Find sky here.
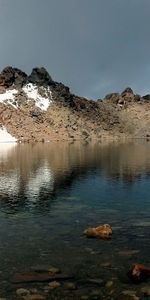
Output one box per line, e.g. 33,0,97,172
0,0,150,99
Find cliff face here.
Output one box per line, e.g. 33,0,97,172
0,66,150,142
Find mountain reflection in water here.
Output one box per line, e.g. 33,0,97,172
0,141,150,213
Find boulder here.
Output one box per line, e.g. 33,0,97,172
83,224,112,240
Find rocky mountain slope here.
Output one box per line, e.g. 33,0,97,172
0,66,150,142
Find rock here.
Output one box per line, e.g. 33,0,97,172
31,266,60,274
105,280,113,288
100,262,112,268
90,289,101,297
105,93,120,100
118,250,140,257
12,271,73,283
24,295,45,300
16,288,30,296
28,67,53,86
143,94,150,100
141,286,150,296
122,290,137,296
30,289,38,294
86,278,104,286
48,281,61,289
117,291,140,300
134,94,141,102
128,264,150,283
0,66,27,88
121,87,134,95
83,224,112,240
48,267,60,274
64,282,76,290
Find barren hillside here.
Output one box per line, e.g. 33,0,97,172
0,67,150,142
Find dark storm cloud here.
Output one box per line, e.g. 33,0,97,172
0,0,150,99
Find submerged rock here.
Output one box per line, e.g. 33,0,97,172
64,282,76,290
128,264,150,283
16,288,30,296
48,281,61,289
12,271,73,283
141,286,150,296
83,224,112,240
24,295,45,300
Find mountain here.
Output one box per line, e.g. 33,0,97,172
0,66,150,142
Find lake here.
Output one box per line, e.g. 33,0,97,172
0,140,150,299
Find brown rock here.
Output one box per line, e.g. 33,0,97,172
83,224,112,240
128,264,150,283
12,271,73,283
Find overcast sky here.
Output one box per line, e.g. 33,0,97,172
0,0,150,99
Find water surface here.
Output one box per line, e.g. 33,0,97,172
0,141,150,299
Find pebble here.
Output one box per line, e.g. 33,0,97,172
64,282,76,290
48,267,60,274
100,262,112,268
105,280,114,288
16,288,30,296
48,281,61,289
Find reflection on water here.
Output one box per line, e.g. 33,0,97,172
0,141,150,298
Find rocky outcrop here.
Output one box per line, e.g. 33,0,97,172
0,66,27,88
27,67,53,86
104,87,143,106
0,66,150,142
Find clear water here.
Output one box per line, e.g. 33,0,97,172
0,141,150,299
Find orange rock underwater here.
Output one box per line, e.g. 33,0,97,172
83,224,112,240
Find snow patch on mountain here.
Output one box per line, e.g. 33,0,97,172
22,83,52,111
0,127,17,143
0,89,18,109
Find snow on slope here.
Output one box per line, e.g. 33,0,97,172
0,127,17,143
22,83,52,111
0,89,18,108
0,83,52,111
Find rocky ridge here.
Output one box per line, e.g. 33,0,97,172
0,66,150,142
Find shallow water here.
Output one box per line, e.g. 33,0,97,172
0,140,150,299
